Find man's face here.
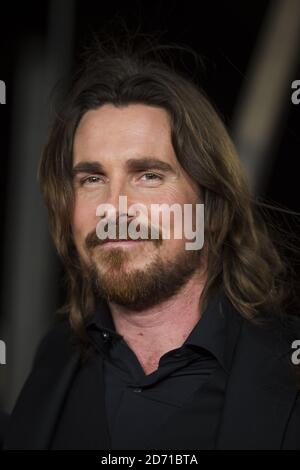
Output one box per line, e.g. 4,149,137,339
72,104,203,309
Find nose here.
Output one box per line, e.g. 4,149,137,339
99,176,136,220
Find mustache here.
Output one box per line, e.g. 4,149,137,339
85,220,163,250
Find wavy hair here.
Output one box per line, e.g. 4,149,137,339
38,32,299,346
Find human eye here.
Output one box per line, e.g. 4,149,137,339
80,175,104,186
140,172,163,181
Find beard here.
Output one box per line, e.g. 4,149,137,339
83,238,203,311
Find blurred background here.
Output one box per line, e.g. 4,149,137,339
0,0,299,413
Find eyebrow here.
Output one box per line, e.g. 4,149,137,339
72,157,178,177
72,161,105,177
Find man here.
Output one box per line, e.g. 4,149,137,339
3,37,300,450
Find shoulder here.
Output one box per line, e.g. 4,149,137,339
32,315,78,369
241,312,300,356
236,311,300,392
2,317,81,450
0,411,10,450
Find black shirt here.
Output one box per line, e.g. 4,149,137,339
50,290,242,450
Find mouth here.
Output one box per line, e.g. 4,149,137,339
101,239,147,248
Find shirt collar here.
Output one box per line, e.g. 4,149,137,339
183,288,242,372
87,296,118,334
86,287,242,373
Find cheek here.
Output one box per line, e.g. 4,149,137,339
72,198,97,244
159,237,186,261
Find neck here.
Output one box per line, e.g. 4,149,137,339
108,269,206,375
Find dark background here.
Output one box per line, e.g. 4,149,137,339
0,0,299,411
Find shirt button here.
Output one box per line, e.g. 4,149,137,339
133,387,143,393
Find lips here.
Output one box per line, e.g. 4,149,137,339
101,239,146,247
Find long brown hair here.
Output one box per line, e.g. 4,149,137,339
38,31,299,345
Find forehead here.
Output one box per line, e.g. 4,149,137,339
73,103,179,167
